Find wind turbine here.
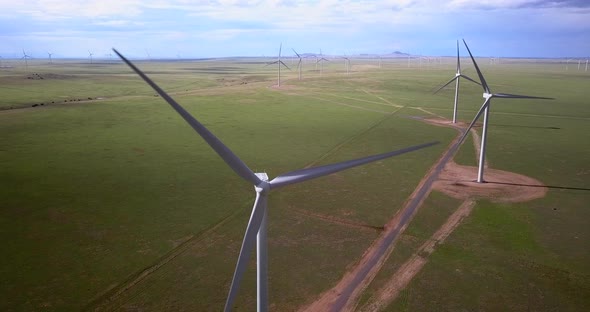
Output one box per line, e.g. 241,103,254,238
577,59,581,71
460,39,553,183
113,48,438,312
316,49,328,77
566,59,573,71
266,43,290,87
433,40,481,123
47,52,53,64
88,50,94,64
341,54,350,75
292,49,303,80
586,59,588,72
21,49,31,71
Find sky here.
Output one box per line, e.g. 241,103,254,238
0,0,589,59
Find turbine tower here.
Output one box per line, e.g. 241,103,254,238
113,48,439,312
88,50,94,64
433,40,481,123
292,48,303,80
47,52,53,64
266,43,290,87
461,39,553,183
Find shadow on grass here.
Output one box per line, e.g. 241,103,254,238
491,124,561,130
487,181,590,192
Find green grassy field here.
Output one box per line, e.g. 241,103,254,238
1,56,588,311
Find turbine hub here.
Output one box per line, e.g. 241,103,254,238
483,92,493,99
255,172,270,194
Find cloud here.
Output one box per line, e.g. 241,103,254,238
0,0,588,57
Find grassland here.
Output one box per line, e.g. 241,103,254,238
1,56,588,311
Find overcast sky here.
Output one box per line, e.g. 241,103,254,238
1,0,589,59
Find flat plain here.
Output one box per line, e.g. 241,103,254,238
1,56,588,311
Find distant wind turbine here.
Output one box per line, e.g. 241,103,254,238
88,50,94,64
316,49,328,76
21,49,31,71
460,39,553,183
566,59,573,71
341,54,350,75
266,43,291,87
113,48,439,312
47,52,53,64
292,48,303,80
433,40,481,123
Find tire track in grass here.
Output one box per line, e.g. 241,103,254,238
358,199,475,312
297,94,393,114
360,89,403,108
315,91,403,108
85,207,246,311
300,130,464,312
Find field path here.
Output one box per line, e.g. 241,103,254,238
300,123,465,312
358,199,475,312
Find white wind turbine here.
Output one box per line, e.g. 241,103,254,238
266,43,290,87
316,49,328,76
433,40,481,123
21,49,31,71
88,50,94,64
47,52,53,64
113,48,438,312
292,48,303,80
565,58,573,71
341,53,351,75
460,39,553,183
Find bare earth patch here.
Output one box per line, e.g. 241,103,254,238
434,161,547,203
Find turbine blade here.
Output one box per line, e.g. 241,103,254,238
224,192,267,312
292,48,300,58
456,40,460,73
459,74,481,85
279,61,291,71
462,39,490,93
269,141,439,189
457,98,490,145
279,43,282,58
113,49,262,186
433,76,459,94
493,93,554,100
265,61,279,66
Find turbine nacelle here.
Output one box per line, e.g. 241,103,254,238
483,92,493,99
255,173,270,194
